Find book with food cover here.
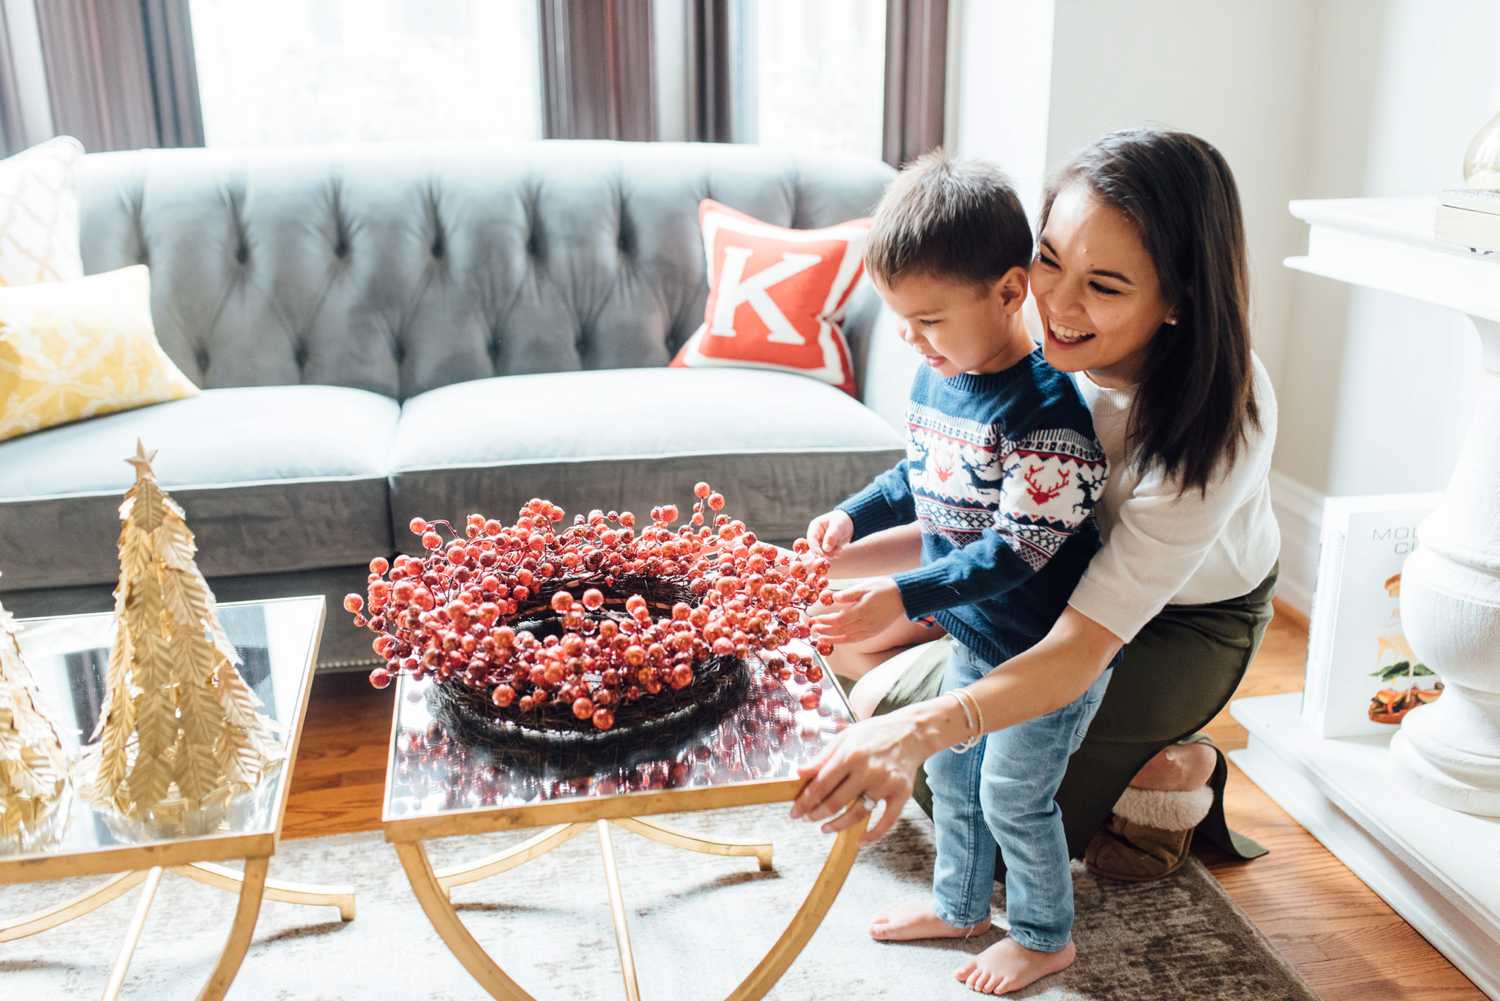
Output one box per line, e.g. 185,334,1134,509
1302,492,1445,738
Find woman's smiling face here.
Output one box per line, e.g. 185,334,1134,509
1029,183,1177,388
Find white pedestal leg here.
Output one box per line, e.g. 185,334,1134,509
1392,316,1500,815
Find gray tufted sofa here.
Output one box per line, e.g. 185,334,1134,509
0,141,915,670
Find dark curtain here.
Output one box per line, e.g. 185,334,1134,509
0,0,50,155
883,0,947,167
0,10,25,155
33,0,203,151
140,0,203,146
684,0,731,142
539,0,655,141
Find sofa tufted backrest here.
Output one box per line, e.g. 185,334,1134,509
76,141,897,402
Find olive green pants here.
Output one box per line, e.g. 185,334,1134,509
870,565,1278,862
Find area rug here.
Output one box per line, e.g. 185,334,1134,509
1,801,1317,1000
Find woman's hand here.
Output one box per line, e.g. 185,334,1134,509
790,708,932,844
806,509,855,558
809,577,905,644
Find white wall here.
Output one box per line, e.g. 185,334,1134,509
1275,0,1500,498
949,0,1056,221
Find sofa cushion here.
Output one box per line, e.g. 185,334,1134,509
670,199,870,396
0,136,84,285
0,265,199,443
390,368,905,547
0,386,398,590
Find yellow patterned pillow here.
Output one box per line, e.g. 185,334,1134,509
0,136,85,286
0,265,199,442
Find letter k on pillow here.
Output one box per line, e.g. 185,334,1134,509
671,199,869,396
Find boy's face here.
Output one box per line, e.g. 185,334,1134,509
872,270,1021,379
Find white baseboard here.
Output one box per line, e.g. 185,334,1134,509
1232,694,1500,999
1269,470,1323,619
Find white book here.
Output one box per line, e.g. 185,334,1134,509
1440,187,1500,214
1301,492,1445,738
1436,203,1500,253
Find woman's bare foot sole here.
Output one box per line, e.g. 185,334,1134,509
955,938,1076,995
869,901,991,942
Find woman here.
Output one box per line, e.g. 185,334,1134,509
796,128,1280,901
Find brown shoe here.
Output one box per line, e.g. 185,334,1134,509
1085,785,1213,883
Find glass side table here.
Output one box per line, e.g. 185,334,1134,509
0,596,355,1001
383,645,863,1001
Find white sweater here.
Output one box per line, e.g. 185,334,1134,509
1066,352,1281,644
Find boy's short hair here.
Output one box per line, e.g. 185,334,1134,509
865,149,1033,287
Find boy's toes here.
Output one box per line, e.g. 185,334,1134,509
955,960,976,984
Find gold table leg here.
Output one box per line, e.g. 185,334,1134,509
0,871,148,943
177,861,356,921
393,840,538,1001
597,822,642,1001
102,866,163,1001
726,821,865,1001
6,854,353,999
435,822,590,897
611,816,775,871
194,856,268,1001
403,813,863,1001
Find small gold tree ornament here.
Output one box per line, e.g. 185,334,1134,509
0,580,71,847
85,441,282,834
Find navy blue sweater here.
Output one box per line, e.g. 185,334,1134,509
839,350,1109,666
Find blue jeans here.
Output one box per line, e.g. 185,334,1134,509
923,641,1113,952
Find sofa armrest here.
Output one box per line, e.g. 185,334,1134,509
843,280,916,434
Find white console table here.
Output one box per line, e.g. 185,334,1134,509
1232,195,1500,998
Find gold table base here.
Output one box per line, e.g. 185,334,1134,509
1,860,356,1001
394,815,864,1001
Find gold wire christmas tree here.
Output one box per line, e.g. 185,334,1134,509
0,580,70,843
86,441,281,827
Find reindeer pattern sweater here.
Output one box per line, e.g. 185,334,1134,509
838,349,1110,666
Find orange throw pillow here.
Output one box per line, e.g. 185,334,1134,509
672,199,869,396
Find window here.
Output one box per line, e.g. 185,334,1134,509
740,0,887,160
188,0,542,147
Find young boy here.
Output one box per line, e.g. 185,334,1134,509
807,151,1115,995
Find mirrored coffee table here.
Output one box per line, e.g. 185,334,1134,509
383,647,864,1001
0,596,355,1001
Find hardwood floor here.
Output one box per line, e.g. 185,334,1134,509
282,603,1484,999
283,671,393,839
1200,604,1483,1000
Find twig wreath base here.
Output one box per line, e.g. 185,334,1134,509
429,577,752,749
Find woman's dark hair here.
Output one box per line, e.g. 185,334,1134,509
1040,128,1260,495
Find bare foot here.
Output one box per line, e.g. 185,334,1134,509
954,937,1076,995
869,901,991,941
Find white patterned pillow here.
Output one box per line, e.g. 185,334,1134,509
0,136,85,287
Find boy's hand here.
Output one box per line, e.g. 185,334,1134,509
806,509,855,558
810,577,905,645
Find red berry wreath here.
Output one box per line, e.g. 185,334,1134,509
346,483,834,735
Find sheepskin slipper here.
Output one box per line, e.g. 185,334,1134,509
1084,784,1214,883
